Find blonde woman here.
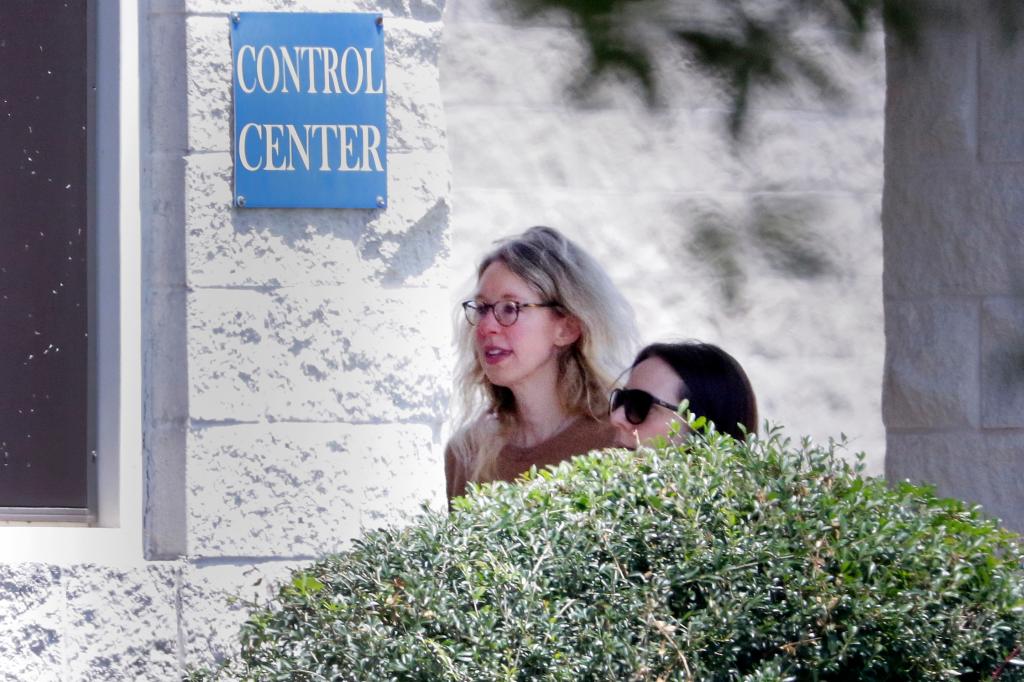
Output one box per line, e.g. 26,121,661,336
445,226,638,504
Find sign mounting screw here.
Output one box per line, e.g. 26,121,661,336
376,196,385,208
376,15,383,27
231,13,241,25
236,195,246,208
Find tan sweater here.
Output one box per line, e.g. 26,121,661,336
445,416,617,504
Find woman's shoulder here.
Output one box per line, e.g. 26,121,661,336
446,413,501,460
562,414,617,451
449,412,499,443
446,413,505,502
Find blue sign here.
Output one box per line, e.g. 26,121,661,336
231,13,387,208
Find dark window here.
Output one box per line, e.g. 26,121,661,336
0,1,90,510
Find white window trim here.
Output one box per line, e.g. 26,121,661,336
0,0,143,564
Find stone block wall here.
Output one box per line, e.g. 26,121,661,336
0,0,451,678
441,0,888,471
169,0,451,669
884,3,1024,532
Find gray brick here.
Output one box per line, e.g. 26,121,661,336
883,299,980,429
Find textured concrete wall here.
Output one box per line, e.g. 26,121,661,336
174,0,451,671
0,0,450,678
884,3,1024,532
441,1,887,471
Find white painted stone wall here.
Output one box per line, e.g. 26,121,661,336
884,2,1024,532
441,1,887,472
1,0,450,678
24,0,1024,677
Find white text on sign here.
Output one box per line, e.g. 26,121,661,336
235,44,384,174
238,123,383,172
236,45,384,94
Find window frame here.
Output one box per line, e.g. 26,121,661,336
0,0,142,560
0,0,95,524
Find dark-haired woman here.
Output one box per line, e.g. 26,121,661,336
609,341,757,448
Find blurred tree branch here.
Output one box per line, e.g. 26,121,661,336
503,0,1021,137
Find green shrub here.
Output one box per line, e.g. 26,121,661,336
189,424,1024,681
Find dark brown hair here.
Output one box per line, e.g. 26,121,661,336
633,341,758,439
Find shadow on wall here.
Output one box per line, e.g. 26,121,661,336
984,271,1024,410
220,196,450,288
684,194,835,309
377,200,451,287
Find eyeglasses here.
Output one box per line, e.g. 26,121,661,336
609,388,680,425
462,300,557,327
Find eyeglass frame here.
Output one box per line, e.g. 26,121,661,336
461,299,559,327
609,387,680,425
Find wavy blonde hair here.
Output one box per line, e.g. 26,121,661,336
449,226,638,482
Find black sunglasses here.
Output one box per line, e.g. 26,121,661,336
609,388,680,426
